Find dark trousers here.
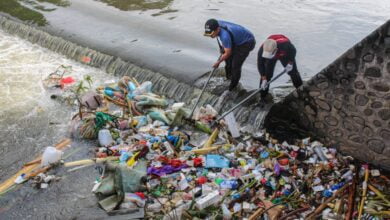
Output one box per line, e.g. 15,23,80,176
260,57,303,98
225,40,255,91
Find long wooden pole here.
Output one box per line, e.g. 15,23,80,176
306,183,349,219
357,165,369,219
0,139,70,194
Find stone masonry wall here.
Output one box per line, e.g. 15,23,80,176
264,20,390,169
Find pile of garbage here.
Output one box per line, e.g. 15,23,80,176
3,70,389,220
66,76,390,219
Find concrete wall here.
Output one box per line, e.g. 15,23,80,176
264,20,390,169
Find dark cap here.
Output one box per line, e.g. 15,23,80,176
204,19,219,35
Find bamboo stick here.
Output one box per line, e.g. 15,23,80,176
345,167,359,220
203,128,219,148
64,157,119,167
248,207,265,220
358,165,369,219
0,139,71,194
23,139,71,166
368,184,390,206
306,183,349,219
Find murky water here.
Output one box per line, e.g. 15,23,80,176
0,29,120,218
2,0,387,90
0,28,116,181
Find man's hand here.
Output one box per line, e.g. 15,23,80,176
213,61,221,68
221,90,231,98
260,79,268,90
285,63,293,73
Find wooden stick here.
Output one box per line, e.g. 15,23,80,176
23,139,71,167
64,157,119,167
345,170,358,220
0,139,71,194
25,166,51,179
306,183,349,220
23,158,42,167
280,207,310,220
368,184,390,206
192,146,221,155
358,165,369,219
248,207,265,220
203,128,219,148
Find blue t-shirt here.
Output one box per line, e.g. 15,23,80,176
218,20,255,49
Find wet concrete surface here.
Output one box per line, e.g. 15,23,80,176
2,0,389,90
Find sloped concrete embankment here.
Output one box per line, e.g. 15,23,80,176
265,20,390,169
0,16,268,129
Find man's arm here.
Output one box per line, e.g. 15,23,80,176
213,31,233,68
213,48,232,68
257,46,266,79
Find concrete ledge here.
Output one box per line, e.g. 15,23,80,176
265,19,390,169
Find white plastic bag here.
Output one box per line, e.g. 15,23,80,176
41,146,63,167
98,129,114,147
133,81,153,96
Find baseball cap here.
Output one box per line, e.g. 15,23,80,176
204,19,219,36
262,39,277,59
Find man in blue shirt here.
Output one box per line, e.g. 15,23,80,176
204,19,256,91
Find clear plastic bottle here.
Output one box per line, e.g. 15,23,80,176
98,129,114,147
221,204,232,220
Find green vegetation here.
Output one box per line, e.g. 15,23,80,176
0,0,47,26
36,0,70,7
0,0,70,26
96,0,174,11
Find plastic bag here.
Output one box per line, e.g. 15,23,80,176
135,95,168,108
41,146,63,167
147,108,171,125
81,91,102,110
98,129,114,147
205,154,230,168
134,116,148,128
115,160,147,194
133,81,152,96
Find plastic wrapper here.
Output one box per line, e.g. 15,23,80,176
135,95,168,108
147,108,171,125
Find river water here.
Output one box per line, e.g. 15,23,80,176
0,29,119,218
2,0,386,90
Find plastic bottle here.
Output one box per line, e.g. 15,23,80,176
220,180,239,189
104,88,124,99
341,170,353,180
128,81,136,92
313,146,328,162
98,129,114,147
119,152,131,163
104,88,114,97
221,204,232,220
41,146,63,166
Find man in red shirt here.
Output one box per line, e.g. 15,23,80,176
257,35,303,101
